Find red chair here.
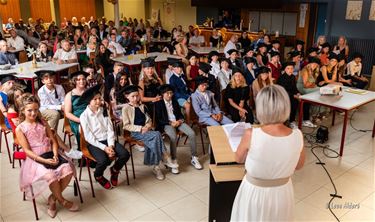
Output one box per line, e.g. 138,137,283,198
13,151,83,220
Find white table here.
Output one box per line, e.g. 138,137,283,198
0,61,79,94
112,52,182,74
298,87,375,156
189,46,225,56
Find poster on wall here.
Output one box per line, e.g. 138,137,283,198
345,0,363,20
369,1,375,20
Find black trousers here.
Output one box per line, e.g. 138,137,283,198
290,96,310,122
88,140,130,178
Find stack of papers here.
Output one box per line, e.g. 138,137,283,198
222,122,252,152
345,88,368,95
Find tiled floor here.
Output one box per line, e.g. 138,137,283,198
0,102,374,221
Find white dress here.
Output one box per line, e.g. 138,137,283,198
231,127,303,222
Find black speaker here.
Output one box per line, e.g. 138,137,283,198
316,126,329,143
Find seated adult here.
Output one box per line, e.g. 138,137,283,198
188,29,205,47
252,67,273,101
238,32,251,49
317,53,340,87
209,29,222,47
0,40,17,65
224,35,238,58
345,52,368,89
102,38,117,57
191,76,233,126
52,39,78,64
225,70,254,123
256,43,269,67
174,35,189,64
95,43,114,76
64,71,89,150
37,42,53,62
319,42,330,66
36,70,65,130
6,29,25,51
154,84,201,172
109,33,126,55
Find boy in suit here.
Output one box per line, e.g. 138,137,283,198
169,60,192,123
191,76,233,126
155,84,201,172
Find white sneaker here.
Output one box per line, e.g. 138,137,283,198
153,166,165,180
134,144,145,152
164,156,179,168
302,120,317,128
170,160,179,174
289,121,298,129
191,156,203,170
65,149,83,159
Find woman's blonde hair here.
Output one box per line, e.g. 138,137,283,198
229,72,247,88
255,85,290,125
18,94,44,125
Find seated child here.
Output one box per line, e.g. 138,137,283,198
155,84,202,172
121,85,177,180
36,70,65,130
79,84,130,189
16,94,78,218
191,76,233,126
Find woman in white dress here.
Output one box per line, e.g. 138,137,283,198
231,85,305,221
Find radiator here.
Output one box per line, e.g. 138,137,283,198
326,36,375,76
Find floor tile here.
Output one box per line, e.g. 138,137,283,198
161,195,208,221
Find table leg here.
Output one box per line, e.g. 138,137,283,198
331,109,336,126
31,78,35,95
339,111,349,156
372,119,375,138
298,100,304,129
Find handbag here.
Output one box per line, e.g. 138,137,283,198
39,151,68,169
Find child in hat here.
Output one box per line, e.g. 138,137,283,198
154,84,202,171
80,84,130,189
121,85,177,180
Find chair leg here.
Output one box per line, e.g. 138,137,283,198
12,153,15,169
199,127,205,155
68,136,72,150
124,163,130,185
30,186,39,220
79,158,83,181
0,130,2,153
129,144,136,179
86,158,95,198
176,134,181,146
63,133,66,143
4,132,12,163
74,177,83,203
183,136,188,145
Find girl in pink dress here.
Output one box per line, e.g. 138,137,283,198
16,94,79,218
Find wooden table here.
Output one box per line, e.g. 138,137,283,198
112,52,181,78
298,87,375,156
0,61,79,94
207,126,245,222
189,46,225,56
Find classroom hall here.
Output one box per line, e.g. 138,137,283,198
0,0,374,221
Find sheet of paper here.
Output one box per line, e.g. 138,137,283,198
222,122,252,153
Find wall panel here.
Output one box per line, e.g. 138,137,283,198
29,0,52,21
0,0,21,22
58,0,95,21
